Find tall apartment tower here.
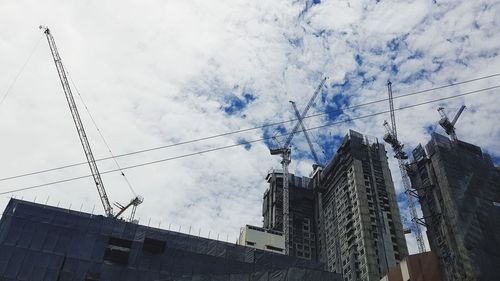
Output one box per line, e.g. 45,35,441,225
409,133,500,281
262,170,318,260
313,130,408,281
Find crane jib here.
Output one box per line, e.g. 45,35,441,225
40,26,114,217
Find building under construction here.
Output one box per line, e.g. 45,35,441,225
262,170,318,260
261,130,409,281
0,199,341,281
408,132,500,281
312,130,408,281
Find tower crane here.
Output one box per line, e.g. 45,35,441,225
382,81,426,253
290,101,322,166
40,26,143,220
270,77,327,255
437,105,466,142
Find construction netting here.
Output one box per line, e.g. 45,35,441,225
0,199,340,281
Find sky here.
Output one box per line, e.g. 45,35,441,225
0,0,499,254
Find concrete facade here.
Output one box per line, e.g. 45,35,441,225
408,133,500,281
237,224,284,254
313,130,408,281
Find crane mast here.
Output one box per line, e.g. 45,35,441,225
270,77,327,255
382,81,426,253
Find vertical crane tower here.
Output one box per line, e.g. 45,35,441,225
40,26,142,219
382,81,426,253
270,77,327,255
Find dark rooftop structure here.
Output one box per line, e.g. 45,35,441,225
0,199,341,281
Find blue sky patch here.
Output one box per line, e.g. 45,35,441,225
407,50,424,60
237,138,252,150
478,49,498,59
370,47,384,56
432,57,444,73
491,154,500,165
401,69,431,84
288,38,303,48
361,74,376,87
331,79,352,93
355,54,363,66
223,92,256,115
425,125,436,134
397,192,407,204
313,29,331,38
263,124,288,149
455,58,469,67
391,64,399,75
387,37,403,52
386,34,409,61
317,134,343,164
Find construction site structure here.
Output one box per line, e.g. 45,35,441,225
269,77,327,255
0,198,341,280
313,130,409,280
262,169,317,260
437,105,466,142
40,26,142,220
290,100,322,166
382,81,426,253
408,133,500,281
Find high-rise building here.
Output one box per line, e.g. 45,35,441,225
262,170,318,260
408,132,500,281
312,130,408,281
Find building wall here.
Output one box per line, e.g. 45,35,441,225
237,224,284,254
409,133,500,281
315,130,408,281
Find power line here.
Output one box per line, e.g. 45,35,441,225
0,84,498,196
1,73,499,182
67,70,138,197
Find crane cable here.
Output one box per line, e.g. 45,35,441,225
1,72,500,183
0,84,498,195
65,70,138,197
